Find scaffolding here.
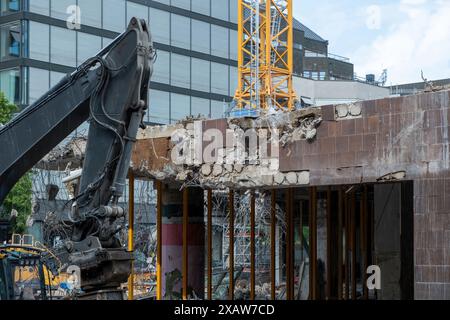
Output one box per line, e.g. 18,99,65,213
219,190,286,299
222,191,285,269
234,0,298,114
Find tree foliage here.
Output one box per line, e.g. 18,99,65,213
0,91,17,124
0,92,33,234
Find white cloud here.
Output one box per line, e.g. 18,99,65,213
353,0,450,84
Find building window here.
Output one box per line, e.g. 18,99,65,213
0,22,21,61
229,29,237,60
211,25,229,59
191,58,210,92
102,37,113,49
78,0,102,28
229,66,238,96
305,50,326,58
0,0,19,15
0,67,20,105
126,1,149,24
28,21,49,62
29,0,49,15
191,0,210,16
150,8,170,45
211,62,228,95
229,0,237,23
303,71,311,78
170,93,190,123
50,26,76,67
311,71,319,80
191,97,210,118
191,19,210,54
319,71,326,81
211,0,228,21
50,71,66,87
171,14,190,50
211,100,225,120
50,0,73,21
170,53,190,88
152,50,170,84
103,0,126,33
148,89,170,124
77,32,101,65
171,0,190,11
28,67,49,104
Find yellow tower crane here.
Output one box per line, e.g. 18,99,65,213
233,0,299,115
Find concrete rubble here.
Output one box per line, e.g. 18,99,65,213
36,136,87,170
131,108,323,189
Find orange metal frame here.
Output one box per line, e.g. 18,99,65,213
235,0,297,111
127,172,135,300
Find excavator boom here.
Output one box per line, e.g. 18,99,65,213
0,18,153,299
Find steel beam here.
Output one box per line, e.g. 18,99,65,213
271,189,276,300
297,199,305,300
207,189,213,300
362,186,369,300
286,188,294,300
156,180,162,300
250,191,256,300
182,188,189,300
344,190,350,300
229,190,235,300
127,172,135,300
351,190,356,300
337,187,343,300
326,187,332,299
309,187,317,300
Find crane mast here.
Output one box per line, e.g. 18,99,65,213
234,0,298,114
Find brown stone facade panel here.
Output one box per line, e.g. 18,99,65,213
131,138,171,175
321,105,335,121
280,91,450,183
414,177,450,299
278,90,450,299
202,119,227,149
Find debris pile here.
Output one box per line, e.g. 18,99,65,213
132,107,322,189
38,136,87,170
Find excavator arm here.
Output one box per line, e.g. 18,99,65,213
0,18,153,299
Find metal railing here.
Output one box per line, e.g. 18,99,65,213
304,50,351,63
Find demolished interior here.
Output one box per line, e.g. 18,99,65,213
34,88,450,300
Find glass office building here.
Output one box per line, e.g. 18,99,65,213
0,0,240,124
0,0,346,125
0,0,242,205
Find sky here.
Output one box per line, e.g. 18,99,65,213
293,0,450,85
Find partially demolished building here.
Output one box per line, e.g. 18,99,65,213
127,88,450,300
30,88,450,300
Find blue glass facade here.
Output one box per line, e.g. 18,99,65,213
0,0,241,123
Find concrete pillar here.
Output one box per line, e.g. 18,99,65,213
275,223,281,286
161,185,205,299
316,198,327,299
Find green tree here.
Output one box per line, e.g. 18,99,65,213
0,92,33,234
0,91,17,123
